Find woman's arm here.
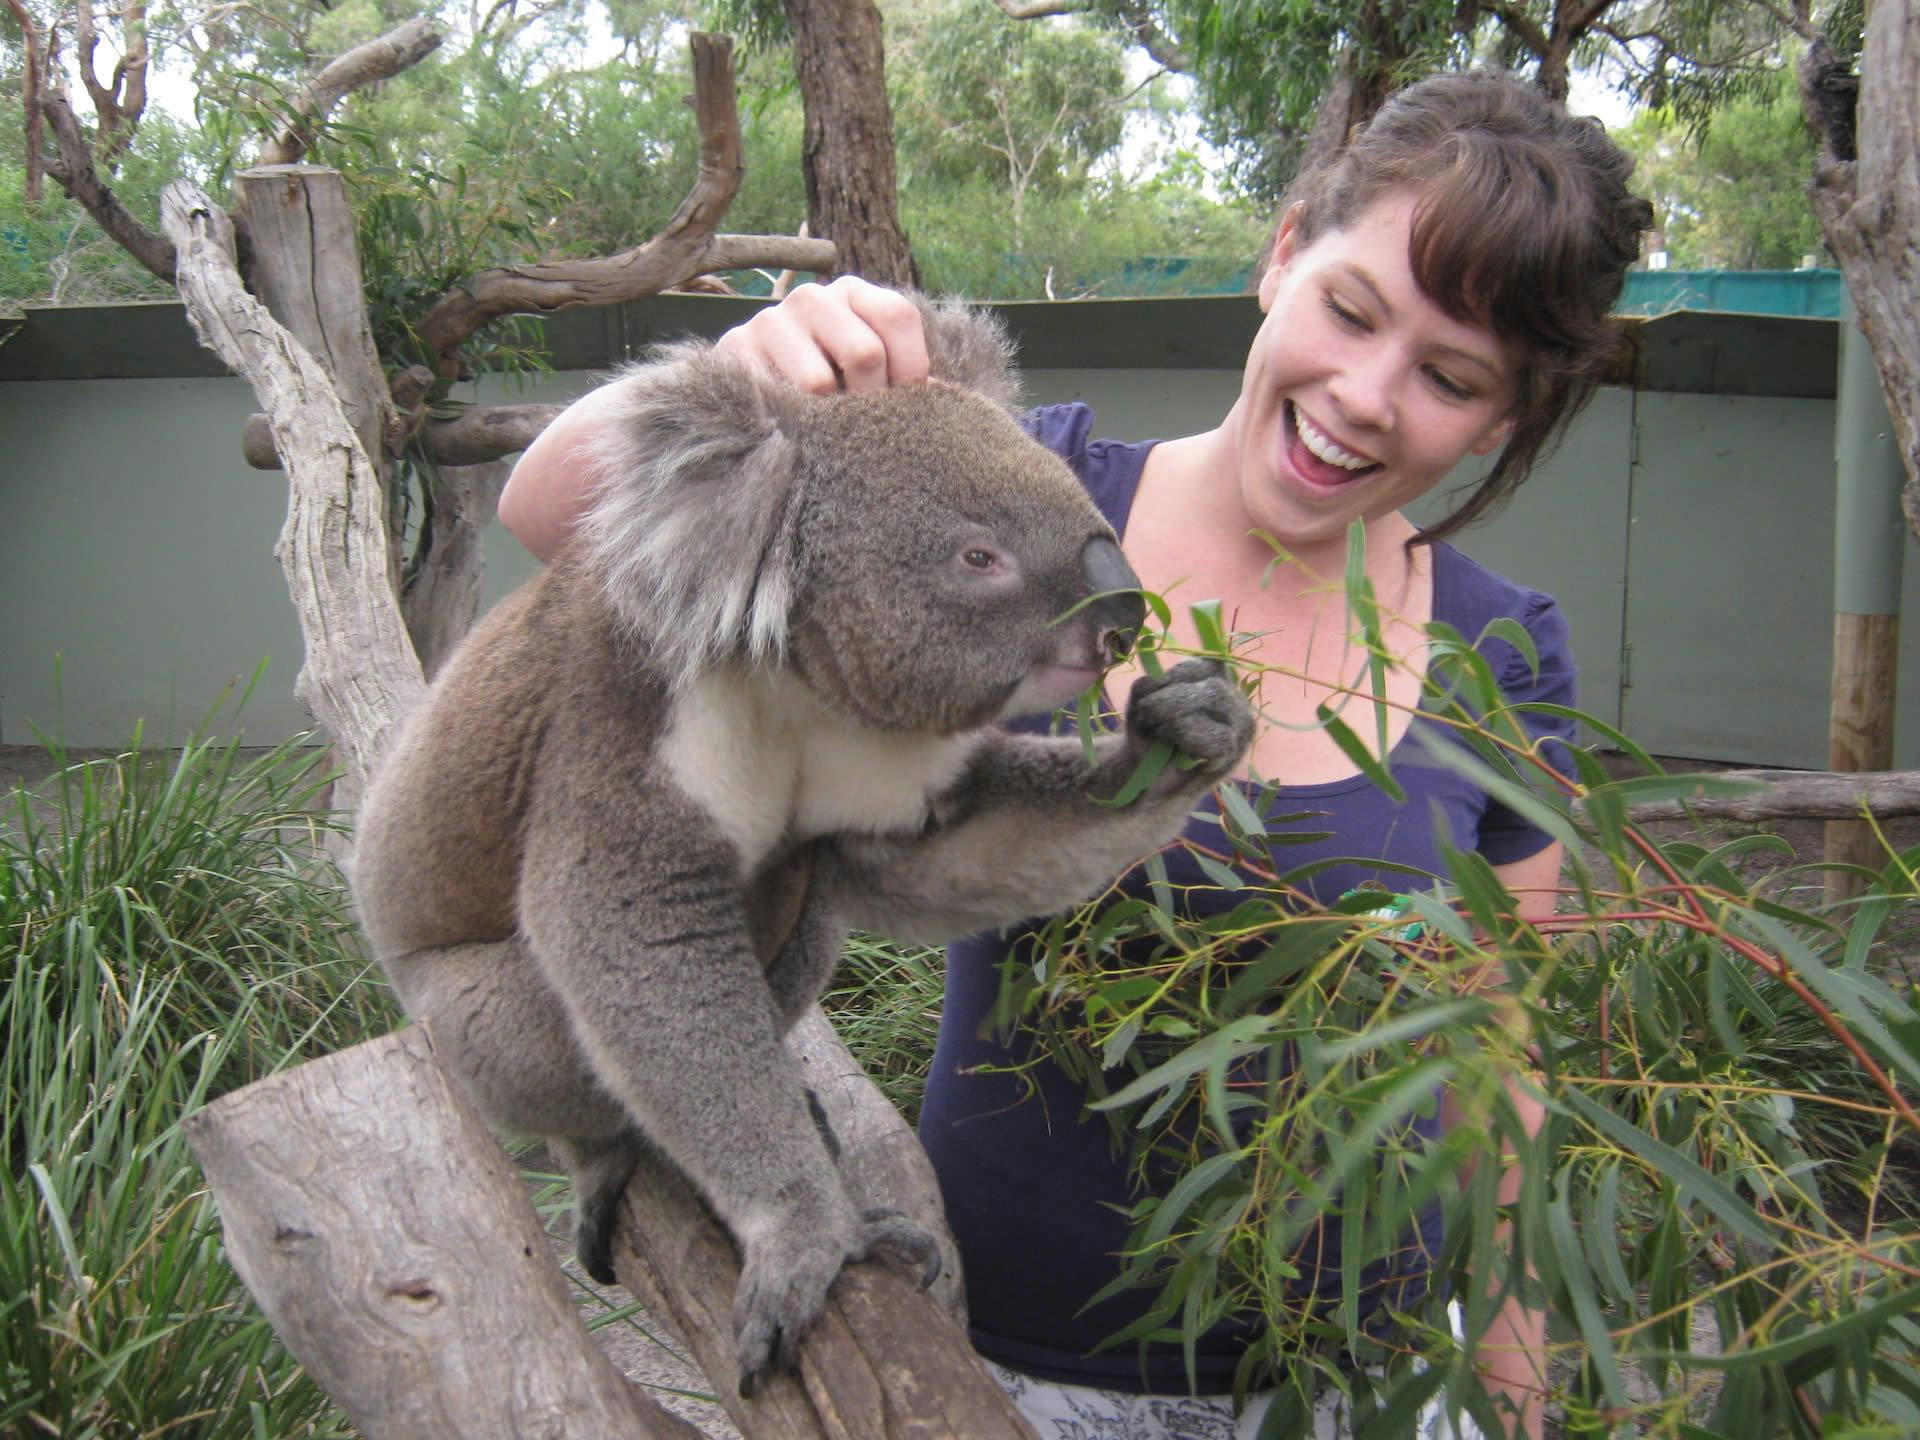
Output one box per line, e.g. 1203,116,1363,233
1443,839,1561,1440
497,277,931,561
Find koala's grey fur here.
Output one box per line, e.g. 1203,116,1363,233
352,297,1255,1389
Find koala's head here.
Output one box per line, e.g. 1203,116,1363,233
580,297,1145,733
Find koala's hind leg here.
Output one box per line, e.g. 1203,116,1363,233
382,937,644,1282
381,937,630,1140
550,1130,645,1284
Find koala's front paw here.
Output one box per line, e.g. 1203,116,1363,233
1124,658,1255,785
733,1203,943,1394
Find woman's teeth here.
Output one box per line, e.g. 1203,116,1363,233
1293,406,1376,472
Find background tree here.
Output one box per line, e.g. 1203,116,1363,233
1614,68,1825,270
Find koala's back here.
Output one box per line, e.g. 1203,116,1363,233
355,564,666,957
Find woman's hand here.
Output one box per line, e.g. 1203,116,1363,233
499,277,929,561
713,275,931,393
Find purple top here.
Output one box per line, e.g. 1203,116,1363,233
917,403,1578,1394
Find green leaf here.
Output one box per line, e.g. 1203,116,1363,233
1550,1181,1629,1408
1315,705,1407,804
1216,779,1269,839
1088,1013,1280,1112
1666,1281,1920,1371
1479,616,1540,682
1190,598,1230,656
1096,739,1174,808
1561,1087,1774,1248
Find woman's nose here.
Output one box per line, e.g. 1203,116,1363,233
1326,351,1397,433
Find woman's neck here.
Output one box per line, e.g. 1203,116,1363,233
1141,429,1421,616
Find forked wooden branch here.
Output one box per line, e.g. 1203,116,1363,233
187,1021,1034,1439
415,32,834,373
158,177,424,801
184,1027,701,1439
256,18,444,167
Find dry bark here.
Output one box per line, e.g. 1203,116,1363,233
39,84,176,282
256,18,444,168
401,458,513,680
1619,767,1920,824
784,0,919,286
233,167,399,488
185,1026,702,1439
158,178,423,806
1797,6,1920,544
241,401,569,470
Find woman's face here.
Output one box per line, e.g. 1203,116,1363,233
1228,189,1518,548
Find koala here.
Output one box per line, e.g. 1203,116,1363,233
352,298,1255,1390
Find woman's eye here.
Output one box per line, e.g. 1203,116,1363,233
1427,368,1476,402
1322,295,1367,330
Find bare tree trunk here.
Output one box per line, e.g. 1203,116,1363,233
1798,7,1920,544
158,179,424,812
1617,767,1920,824
186,1026,701,1439
401,459,512,681
784,0,919,286
188,1024,1036,1440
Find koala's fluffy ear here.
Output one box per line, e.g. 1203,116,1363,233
914,295,1022,412
578,343,806,691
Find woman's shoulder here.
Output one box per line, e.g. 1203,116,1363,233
1021,402,1156,535
1429,541,1575,695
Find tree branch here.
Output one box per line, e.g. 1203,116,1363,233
244,402,568,470
415,33,807,374
255,18,445,168
159,177,423,797
6,0,46,202
186,1026,702,1438
1618,768,1920,824
40,83,176,282
1486,1,1550,60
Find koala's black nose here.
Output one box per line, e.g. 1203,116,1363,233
1080,535,1147,662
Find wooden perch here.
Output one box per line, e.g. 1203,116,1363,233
159,176,424,803
415,33,834,374
1619,767,1920,823
188,1022,1036,1439
243,401,568,469
185,1026,701,1439
257,18,445,168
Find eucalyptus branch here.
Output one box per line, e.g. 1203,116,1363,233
1484,0,1551,59
255,17,445,168
74,0,148,160
38,82,176,281
6,0,46,202
412,34,837,374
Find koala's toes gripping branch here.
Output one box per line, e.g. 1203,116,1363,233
605,1015,1040,1439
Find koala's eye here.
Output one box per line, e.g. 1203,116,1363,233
962,547,1001,571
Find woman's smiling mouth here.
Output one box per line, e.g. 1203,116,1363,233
1285,402,1383,487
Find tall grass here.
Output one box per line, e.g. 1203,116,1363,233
2,733,395,1438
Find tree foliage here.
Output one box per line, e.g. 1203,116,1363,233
1615,68,1825,271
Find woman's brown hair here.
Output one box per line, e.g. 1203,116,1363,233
1269,71,1655,545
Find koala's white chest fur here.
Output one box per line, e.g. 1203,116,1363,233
657,668,976,873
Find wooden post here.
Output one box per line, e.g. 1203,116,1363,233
1825,288,1907,904
231,165,396,473
186,1027,701,1439
187,1024,1039,1440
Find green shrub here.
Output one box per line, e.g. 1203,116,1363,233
2,733,394,1438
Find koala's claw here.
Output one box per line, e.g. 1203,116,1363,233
1125,658,1255,782
732,1207,945,1394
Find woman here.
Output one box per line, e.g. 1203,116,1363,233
502,70,1652,1439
